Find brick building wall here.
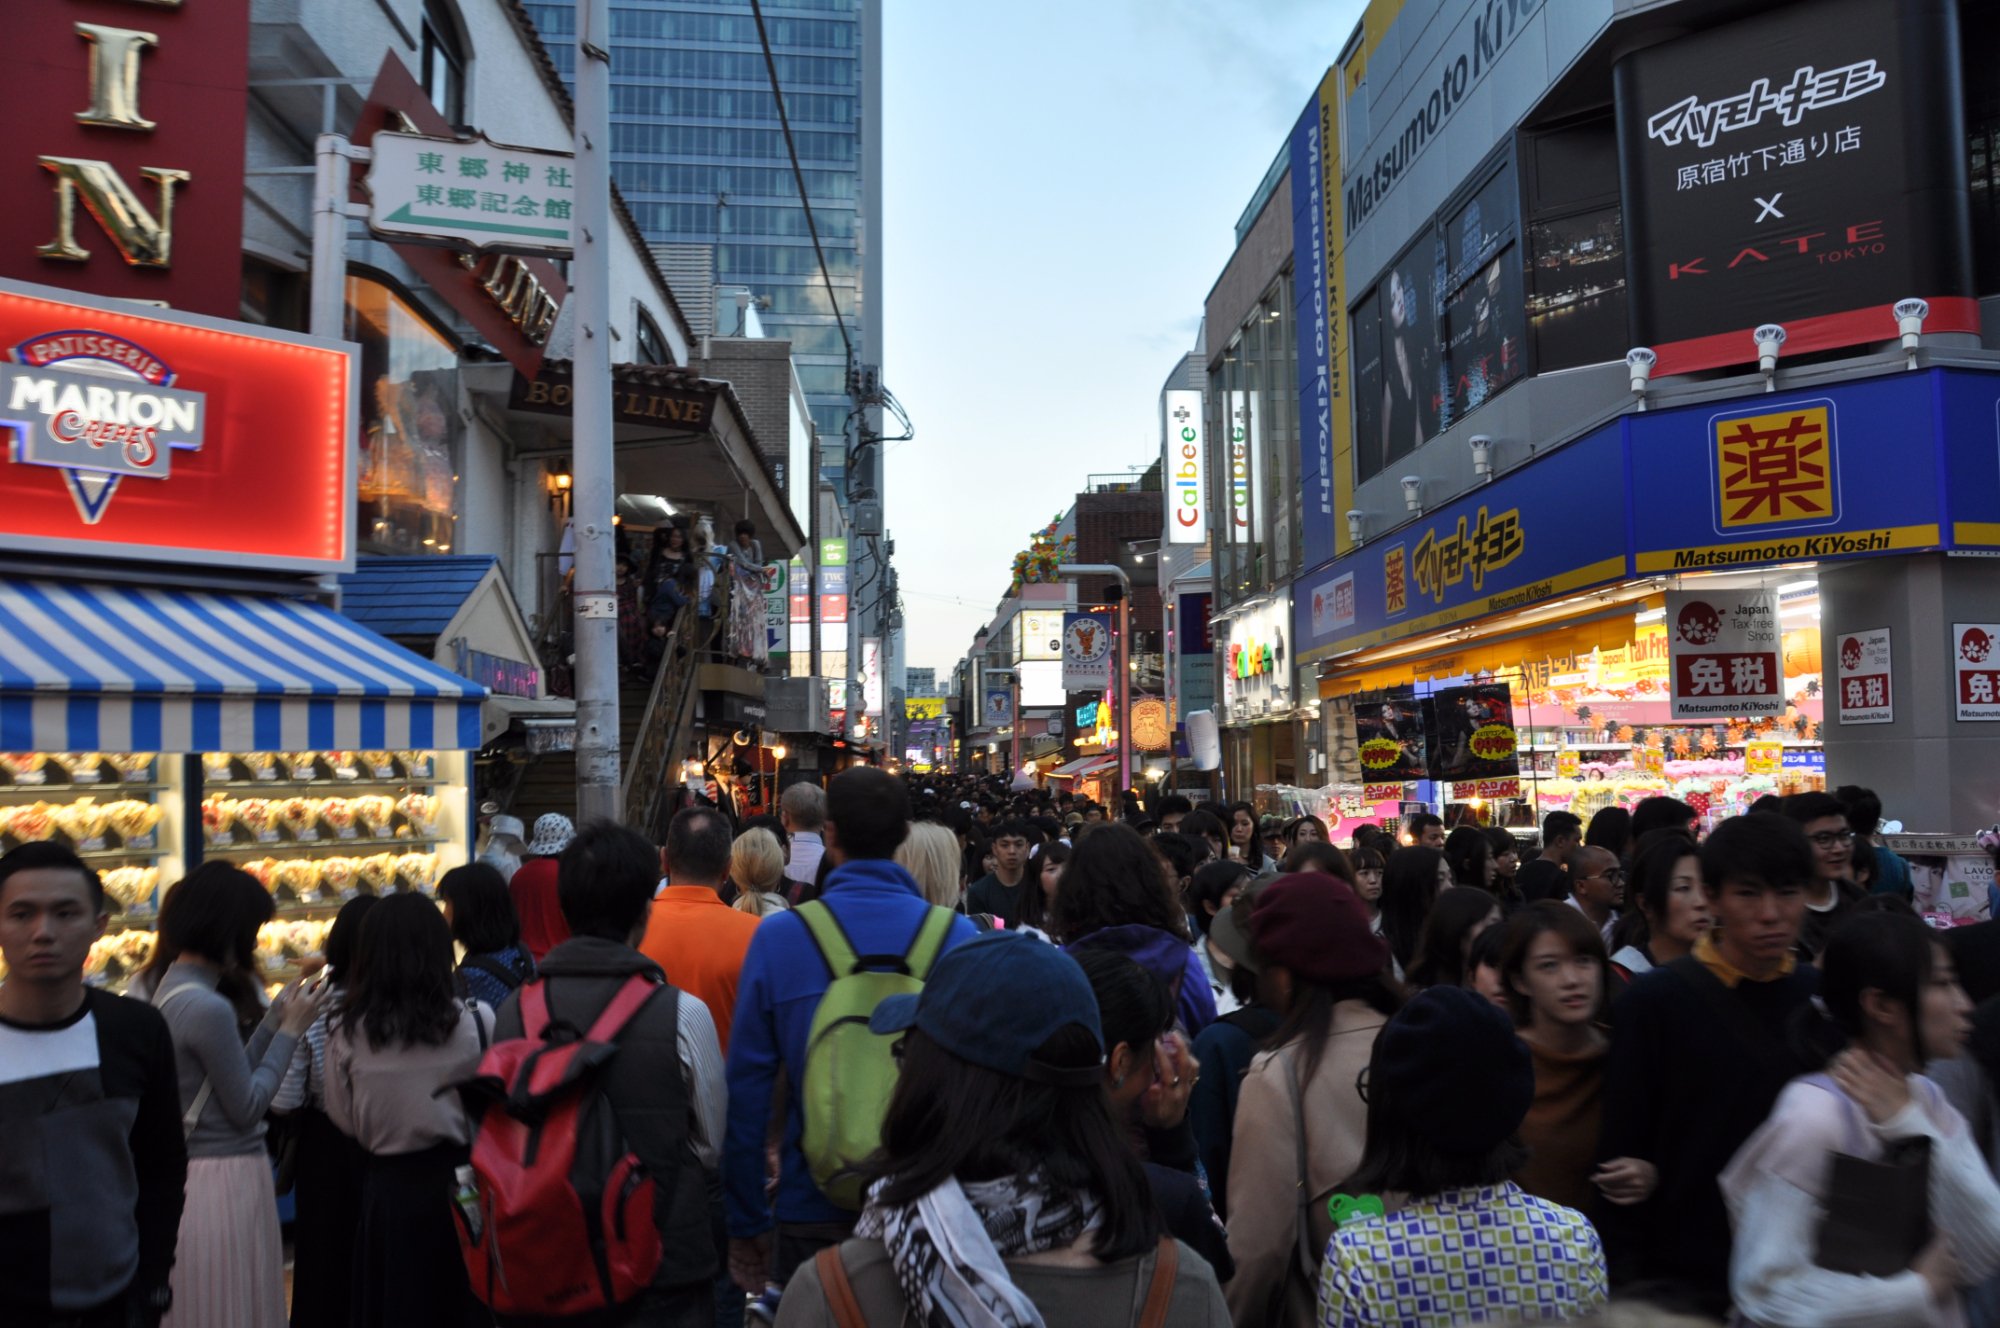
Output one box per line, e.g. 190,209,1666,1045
1072,490,1162,645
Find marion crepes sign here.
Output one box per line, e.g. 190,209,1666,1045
0,280,357,573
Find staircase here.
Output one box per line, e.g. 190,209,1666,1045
508,608,704,834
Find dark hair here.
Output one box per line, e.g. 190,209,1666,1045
1019,840,1069,933
871,1027,1162,1261
1283,816,1329,848
1483,827,1518,865
1156,795,1194,818
142,861,273,986
1407,887,1499,989
827,767,910,860
1352,824,1392,853
1498,901,1607,1025
1350,845,1387,876
1279,841,1356,881
1051,822,1188,944
666,806,733,884
1836,785,1884,839
1540,810,1583,846
1466,922,1506,981
1342,1026,1529,1200
1406,811,1445,839
1782,790,1848,826
1224,802,1271,870
1585,806,1632,856
0,840,102,912
323,893,381,982
1179,809,1226,849
1631,796,1697,840
1700,812,1815,894
558,820,660,941
990,818,1035,846
1152,832,1203,888
436,862,522,953
1380,846,1446,973
1187,860,1252,938
1810,911,1949,1067
1748,793,1786,816
1442,825,1492,890
1610,829,1699,958
1072,948,1172,1062
340,892,465,1051
734,519,756,537
1270,972,1403,1087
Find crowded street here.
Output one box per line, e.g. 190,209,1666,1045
6,0,2000,1325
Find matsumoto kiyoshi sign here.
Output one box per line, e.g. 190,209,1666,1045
1613,0,1976,374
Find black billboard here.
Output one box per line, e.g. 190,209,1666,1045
1422,682,1521,783
1614,0,1974,375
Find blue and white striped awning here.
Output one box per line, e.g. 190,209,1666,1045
0,578,488,753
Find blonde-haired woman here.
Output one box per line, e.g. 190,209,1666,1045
731,826,791,917
896,821,964,910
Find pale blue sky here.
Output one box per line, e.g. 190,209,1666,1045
882,0,1367,682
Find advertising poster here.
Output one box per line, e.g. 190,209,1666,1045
1164,390,1206,544
1834,627,1893,724
1614,0,1975,374
1667,588,1784,719
1062,612,1113,691
1176,591,1215,717
1354,688,1427,785
983,688,1013,728
1889,835,1996,925
1422,682,1521,783
1954,624,2000,722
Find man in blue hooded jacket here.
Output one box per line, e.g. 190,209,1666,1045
722,767,977,1297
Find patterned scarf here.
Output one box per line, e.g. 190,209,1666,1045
854,1172,1101,1328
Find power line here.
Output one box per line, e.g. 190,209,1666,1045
747,0,854,368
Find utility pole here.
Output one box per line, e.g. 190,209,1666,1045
571,0,620,823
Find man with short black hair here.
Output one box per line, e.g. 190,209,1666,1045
966,817,1035,925
1518,811,1583,902
1598,812,1819,1316
0,842,185,1328
496,822,727,1328
1406,810,1447,849
1155,794,1194,834
1835,782,1912,900
1780,790,1865,960
724,768,978,1295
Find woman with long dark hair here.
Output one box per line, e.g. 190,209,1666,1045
1052,822,1214,1035
274,894,379,1328
1017,838,1068,940
1443,825,1495,893
1406,886,1501,990
436,860,534,1007
145,863,326,1328
1379,846,1450,982
775,932,1229,1324
1722,913,2000,1325
1319,987,1607,1325
1225,802,1272,873
1223,873,1399,1325
1607,829,1712,984
326,893,490,1328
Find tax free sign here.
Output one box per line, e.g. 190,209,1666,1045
365,132,577,258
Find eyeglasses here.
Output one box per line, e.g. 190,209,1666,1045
1580,868,1626,883
1809,829,1856,848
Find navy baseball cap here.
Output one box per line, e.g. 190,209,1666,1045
870,930,1105,1087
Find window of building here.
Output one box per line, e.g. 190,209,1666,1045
347,275,462,556
1965,1,2000,293
421,0,467,125
635,308,671,366
1523,113,1628,373
240,256,306,333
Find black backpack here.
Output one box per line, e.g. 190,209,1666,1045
455,951,535,1000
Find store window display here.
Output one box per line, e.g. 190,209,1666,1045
348,277,462,556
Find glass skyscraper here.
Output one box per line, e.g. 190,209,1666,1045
523,0,872,489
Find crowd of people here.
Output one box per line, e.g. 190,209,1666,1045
7,769,2000,1328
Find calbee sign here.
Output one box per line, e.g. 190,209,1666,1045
1164,389,1205,543
1,330,204,522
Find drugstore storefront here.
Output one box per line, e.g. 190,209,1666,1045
1294,364,2000,837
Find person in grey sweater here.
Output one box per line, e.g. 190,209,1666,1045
136,863,326,1328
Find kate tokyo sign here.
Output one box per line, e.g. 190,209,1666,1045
1164,390,1205,543
1834,626,1893,725
0,279,356,573
1667,588,1783,719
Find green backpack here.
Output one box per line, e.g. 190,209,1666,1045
795,901,955,1210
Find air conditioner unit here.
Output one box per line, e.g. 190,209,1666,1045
850,500,883,537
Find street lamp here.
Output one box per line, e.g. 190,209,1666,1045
1054,563,1133,796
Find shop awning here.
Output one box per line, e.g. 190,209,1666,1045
0,578,487,752
1047,754,1117,780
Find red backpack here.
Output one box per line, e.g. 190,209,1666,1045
454,973,665,1316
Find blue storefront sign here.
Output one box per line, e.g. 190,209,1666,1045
1296,367,1997,662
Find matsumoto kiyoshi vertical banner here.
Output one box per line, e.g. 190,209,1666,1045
1667,588,1784,719
1613,0,1976,375
1291,67,1349,568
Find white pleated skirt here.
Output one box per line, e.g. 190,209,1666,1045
162,1153,287,1328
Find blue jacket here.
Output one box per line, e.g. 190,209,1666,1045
723,857,978,1236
